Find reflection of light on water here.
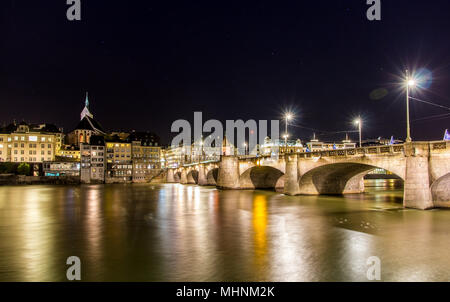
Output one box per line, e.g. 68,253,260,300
3,183,450,281
176,184,184,202
194,186,200,210
208,190,219,213
21,189,52,281
252,195,267,266
365,179,403,190
86,187,102,264
343,231,374,280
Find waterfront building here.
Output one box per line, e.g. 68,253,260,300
129,131,161,182
162,139,222,168
161,145,183,168
80,136,106,183
261,137,304,155
67,94,106,147
0,121,61,164
105,138,132,183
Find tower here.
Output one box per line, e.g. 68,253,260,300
80,92,93,120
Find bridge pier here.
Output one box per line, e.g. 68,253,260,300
284,154,300,195
403,143,433,210
180,168,188,184
217,156,240,189
198,164,207,186
166,169,175,183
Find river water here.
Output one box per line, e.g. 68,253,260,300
0,180,449,282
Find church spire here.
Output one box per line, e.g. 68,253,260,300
80,92,93,120
85,92,89,109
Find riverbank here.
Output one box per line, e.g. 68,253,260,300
0,174,80,185
0,174,165,186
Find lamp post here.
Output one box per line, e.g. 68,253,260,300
354,118,362,148
405,70,416,143
284,113,293,153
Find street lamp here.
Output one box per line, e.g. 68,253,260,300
284,113,293,153
354,118,362,148
405,70,416,143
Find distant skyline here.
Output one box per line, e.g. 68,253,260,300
1,1,450,144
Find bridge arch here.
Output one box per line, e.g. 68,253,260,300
206,168,219,185
187,169,199,184
239,166,284,190
431,172,450,207
174,171,181,183
299,163,404,195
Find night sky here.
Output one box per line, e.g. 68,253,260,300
1,0,450,144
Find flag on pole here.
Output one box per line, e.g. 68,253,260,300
389,136,395,145
444,129,450,141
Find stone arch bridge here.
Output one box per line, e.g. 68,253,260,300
166,141,450,210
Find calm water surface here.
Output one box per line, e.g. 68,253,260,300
0,180,449,282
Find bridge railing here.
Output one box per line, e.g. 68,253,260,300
430,141,450,152
297,144,405,158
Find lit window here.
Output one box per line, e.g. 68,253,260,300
29,136,38,142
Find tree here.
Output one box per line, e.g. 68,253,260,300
0,162,16,174
17,163,31,176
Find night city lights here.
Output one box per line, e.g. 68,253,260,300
1,1,450,299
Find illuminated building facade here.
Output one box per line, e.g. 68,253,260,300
105,139,132,183
129,132,161,182
0,121,62,164
80,136,106,183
